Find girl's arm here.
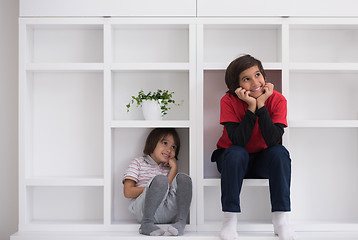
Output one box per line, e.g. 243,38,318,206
123,179,145,199
167,158,178,186
223,109,257,147
256,106,285,147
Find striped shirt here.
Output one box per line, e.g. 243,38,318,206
123,155,170,188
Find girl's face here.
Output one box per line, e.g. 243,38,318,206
238,65,265,99
150,134,177,165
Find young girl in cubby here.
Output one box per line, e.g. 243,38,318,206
211,55,295,240
123,128,192,236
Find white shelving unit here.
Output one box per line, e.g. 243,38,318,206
14,16,358,240
196,17,358,236
17,17,197,234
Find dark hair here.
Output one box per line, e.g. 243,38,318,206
143,128,181,159
225,54,266,95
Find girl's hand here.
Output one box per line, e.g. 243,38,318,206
168,157,178,170
235,87,256,113
257,83,274,109
167,157,178,187
163,157,177,169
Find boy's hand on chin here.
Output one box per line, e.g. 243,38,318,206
235,87,256,112
235,87,255,104
257,83,274,108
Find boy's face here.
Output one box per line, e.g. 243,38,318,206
238,65,265,99
150,134,177,165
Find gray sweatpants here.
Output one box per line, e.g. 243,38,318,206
129,173,190,224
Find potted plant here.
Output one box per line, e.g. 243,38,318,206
126,89,180,120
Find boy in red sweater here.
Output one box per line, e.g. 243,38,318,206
212,55,295,240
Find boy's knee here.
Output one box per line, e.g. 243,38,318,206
224,146,249,166
267,145,291,166
225,145,248,156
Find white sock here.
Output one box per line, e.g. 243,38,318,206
220,212,239,240
272,212,296,240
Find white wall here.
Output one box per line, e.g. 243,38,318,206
0,0,19,239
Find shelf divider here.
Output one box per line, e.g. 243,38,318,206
111,120,190,128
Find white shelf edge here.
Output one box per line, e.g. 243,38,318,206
198,220,358,233
198,221,274,232
111,63,190,71
290,63,358,71
203,62,282,70
291,221,358,232
25,177,105,186
20,17,106,25
26,63,104,71
110,120,191,128
288,120,358,128
17,223,196,234
108,222,197,231
202,178,269,187
198,17,284,25
288,17,358,25
17,222,105,232
27,63,191,71
110,17,196,25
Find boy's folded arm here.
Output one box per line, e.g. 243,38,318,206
256,106,285,147
223,110,257,147
123,179,145,199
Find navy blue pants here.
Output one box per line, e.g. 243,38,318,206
214,145,291,213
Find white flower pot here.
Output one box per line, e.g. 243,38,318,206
142,100,162,120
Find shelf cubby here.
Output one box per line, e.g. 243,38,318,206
112,70,189,121
289,128,358,229
203,23,282,65
289,71,358,121
26,24,103,64
111,127,190,224
26,186,104,224
289,23,358,63
25,71,104,178
111,24,189,63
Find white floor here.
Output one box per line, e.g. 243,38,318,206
10,231,358,240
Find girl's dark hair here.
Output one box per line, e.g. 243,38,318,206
225,54,266,95
143,128,181,159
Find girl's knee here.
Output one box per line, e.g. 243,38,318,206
150,175,169,188
176,173,192,186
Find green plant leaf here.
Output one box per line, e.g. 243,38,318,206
126,89,182,117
